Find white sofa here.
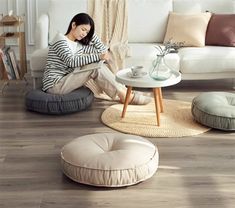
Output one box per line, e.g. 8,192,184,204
30,0,235,89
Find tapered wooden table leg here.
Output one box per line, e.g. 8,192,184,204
153,88,160,126
121,86,132,118
157,87,163,112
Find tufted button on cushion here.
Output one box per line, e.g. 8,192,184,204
25,87,94,114
191,92,235,130
61,133,159,187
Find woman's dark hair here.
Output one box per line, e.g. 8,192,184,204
65,13,94,45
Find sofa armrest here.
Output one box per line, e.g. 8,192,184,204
35,14,49,50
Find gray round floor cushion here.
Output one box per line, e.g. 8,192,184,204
25,87,94,114
191,92,235,131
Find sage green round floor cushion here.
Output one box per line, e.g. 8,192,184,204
25,87,94,114
191,92,235,131
61,133,159,187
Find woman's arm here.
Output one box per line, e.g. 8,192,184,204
50,40,100,68
82,33,108,54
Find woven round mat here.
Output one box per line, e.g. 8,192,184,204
101,99,210,138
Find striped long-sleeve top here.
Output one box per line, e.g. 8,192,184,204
42,33,108,92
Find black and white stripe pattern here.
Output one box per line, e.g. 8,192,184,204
42,33,107,92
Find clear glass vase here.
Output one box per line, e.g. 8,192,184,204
149,55,172,81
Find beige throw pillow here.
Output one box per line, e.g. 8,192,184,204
164,12,212,47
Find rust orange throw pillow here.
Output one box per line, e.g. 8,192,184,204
206,14,235,47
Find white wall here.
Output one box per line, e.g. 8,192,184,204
1,0,235,60
0,0,49,60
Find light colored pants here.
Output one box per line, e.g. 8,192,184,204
47,63,124,99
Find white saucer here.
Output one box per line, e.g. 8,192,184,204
127,71,147,78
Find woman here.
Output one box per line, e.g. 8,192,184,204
42,13,151,104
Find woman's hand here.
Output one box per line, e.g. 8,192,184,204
99,52,110,62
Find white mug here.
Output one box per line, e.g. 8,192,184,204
131,66,143,76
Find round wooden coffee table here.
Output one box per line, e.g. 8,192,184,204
115,68,181,126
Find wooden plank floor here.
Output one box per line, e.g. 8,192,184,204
0,76,235,208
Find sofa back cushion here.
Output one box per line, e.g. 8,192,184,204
128,0,173,43
173,0,235,14
48,0,87,41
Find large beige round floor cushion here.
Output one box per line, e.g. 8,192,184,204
61,133,159,187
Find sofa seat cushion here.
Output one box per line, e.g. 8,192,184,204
126,43,180,72
25,87,94,114
178,46,235,73
191,92,235,130
61,133,159,187
30,48,48,72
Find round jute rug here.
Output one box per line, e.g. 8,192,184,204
101,99,210,138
